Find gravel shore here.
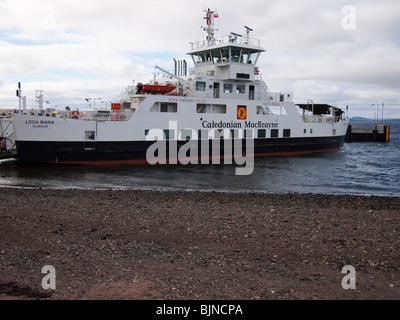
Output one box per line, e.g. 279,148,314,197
0,188,399,300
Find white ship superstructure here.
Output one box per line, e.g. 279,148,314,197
9,9,349,165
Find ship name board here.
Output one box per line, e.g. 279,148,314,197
202,120,278,129
25,119,55,128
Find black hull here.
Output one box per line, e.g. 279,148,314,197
15,136,346,164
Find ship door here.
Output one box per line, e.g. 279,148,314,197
213,82,220,98
84,128,96,151
249,85,255,100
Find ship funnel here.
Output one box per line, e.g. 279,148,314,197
173,59,187,77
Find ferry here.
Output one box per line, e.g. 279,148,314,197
7,9,349,166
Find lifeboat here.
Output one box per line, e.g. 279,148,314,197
137,83,176,95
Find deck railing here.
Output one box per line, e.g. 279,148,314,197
190,35,262,50
79,109,135,122
302,115,345,124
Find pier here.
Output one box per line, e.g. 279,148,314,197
345,124,390,142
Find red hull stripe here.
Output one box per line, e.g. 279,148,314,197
254,148,340,157
49,148,339,166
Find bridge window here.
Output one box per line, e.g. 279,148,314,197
229,47,261,64
231,47,241,63
241,49,250,63
221,48,229,62
248,51,259,65
210,49,222,63
192,48,261,65
205,51,212,62
193,52,206,63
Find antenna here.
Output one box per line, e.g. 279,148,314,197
203,8,219,45
244,26,253,44
16,82,22,111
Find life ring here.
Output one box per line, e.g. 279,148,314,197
72,110,80,119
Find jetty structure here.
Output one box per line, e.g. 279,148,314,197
345,124,390,143
2,9,349,165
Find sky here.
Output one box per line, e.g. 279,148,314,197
0,0,399,118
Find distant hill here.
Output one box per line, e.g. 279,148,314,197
350,117,400,123
350,117,373,122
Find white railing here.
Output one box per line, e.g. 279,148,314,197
190,35,262,50
79,109,135,122
267,92,294,103
302,115,344,124
112,85,136,104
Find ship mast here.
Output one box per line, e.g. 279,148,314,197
203,8,219,46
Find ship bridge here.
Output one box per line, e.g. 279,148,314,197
187,9,265,82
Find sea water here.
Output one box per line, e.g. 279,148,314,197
0,123,399,197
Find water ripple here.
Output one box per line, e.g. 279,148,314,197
1,123,399,197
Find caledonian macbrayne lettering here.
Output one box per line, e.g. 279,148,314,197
202,120,278,129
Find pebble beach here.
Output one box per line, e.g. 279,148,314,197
1,188,400,300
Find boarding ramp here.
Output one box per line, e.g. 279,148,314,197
0,118,17,159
